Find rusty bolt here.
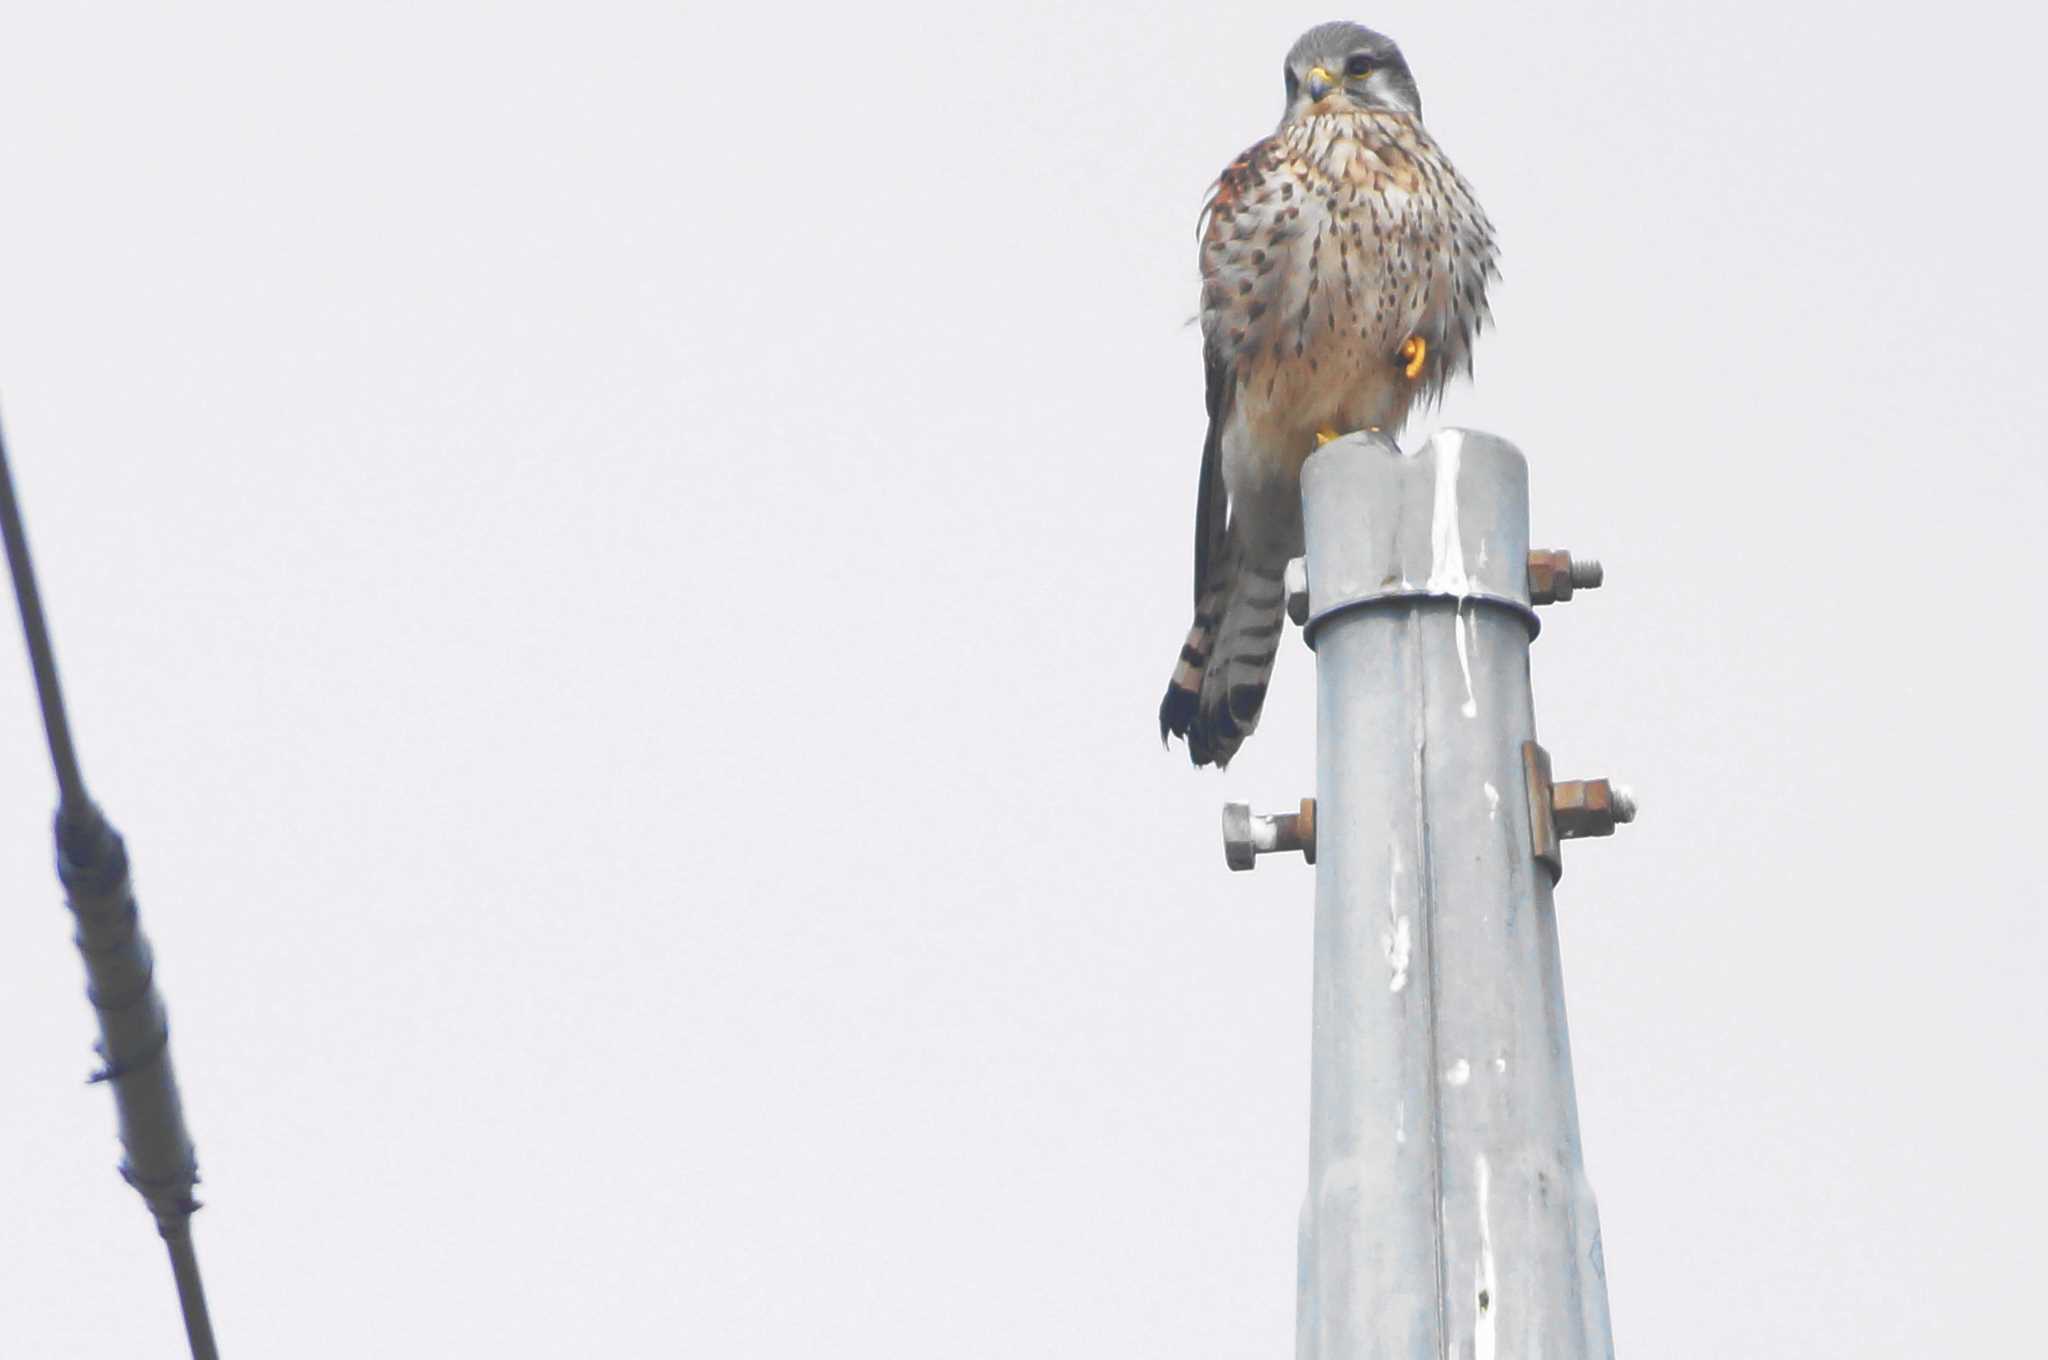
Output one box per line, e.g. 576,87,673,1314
1222,797,1318,872
1550,779,1639,839
1284,557,1310,627
1527,550,1605,605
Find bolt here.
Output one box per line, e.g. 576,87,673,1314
1527,549,1605,605
1284,557,1309,627
1221,797,1317,872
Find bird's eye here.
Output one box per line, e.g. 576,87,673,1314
1344,54,1374,77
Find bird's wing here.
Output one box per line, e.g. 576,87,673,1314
1190,142,1268,606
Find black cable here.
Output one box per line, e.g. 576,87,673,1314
0,405,90,809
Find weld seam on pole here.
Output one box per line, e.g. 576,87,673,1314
1409,605,1454,1350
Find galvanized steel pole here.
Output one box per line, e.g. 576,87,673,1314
0,411,220,1360
1289,429,1616,1359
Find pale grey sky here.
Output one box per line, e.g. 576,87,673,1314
1,3,2042,1354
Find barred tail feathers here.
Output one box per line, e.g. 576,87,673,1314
1158,546,1287,768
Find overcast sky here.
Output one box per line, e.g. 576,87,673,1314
2,3,2043,1355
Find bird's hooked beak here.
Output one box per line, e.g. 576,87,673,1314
1305,66,1337,102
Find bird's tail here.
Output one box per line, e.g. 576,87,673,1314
1158,539,1287,768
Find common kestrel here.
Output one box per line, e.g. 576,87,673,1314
1159,22,1498,767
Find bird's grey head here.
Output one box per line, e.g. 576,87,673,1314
1280,21,1422,125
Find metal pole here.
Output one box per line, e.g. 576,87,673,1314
1290,429,1614,1359
0,410,220,1360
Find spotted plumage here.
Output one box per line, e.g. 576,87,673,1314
1161,22,1498,768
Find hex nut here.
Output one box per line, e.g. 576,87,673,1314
1222,801,1256,871
1527,549,1573,605
1528,550,1604,606
1552,779,1624,839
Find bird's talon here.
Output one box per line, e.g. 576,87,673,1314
1314,426,1342,447
1400,335,1427,380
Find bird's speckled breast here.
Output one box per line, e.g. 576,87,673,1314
1200,109,1496,492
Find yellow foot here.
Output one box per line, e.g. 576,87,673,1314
1314,426,1342,447
1399,335,1427,380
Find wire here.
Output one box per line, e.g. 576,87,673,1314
0,405,91,810
163,1223,221,1360
3,407,220,1358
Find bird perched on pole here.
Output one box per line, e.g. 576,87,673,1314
1159,21,1498,767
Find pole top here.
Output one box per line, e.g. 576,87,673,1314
1298,429,1537,645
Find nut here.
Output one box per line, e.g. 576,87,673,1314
1527,549,1604,606
1551,779,1632,839
1222,802,1257,871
